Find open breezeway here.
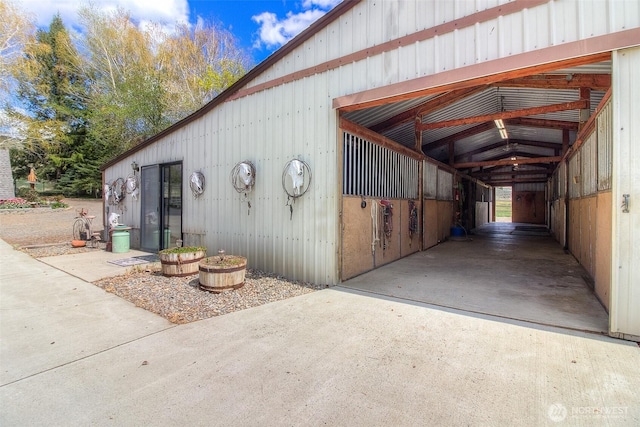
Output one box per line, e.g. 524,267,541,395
342,222,609,334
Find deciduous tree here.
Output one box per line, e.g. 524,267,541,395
0,0,34,96
157,20,250,123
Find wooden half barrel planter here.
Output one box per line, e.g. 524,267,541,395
159,247,206,277
199,255,247,293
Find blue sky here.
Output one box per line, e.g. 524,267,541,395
18,0,342,65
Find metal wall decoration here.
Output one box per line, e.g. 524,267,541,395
125,174,139,200
230,161,256,215
107,178,126,205
282,158,312,219
189,171,205,198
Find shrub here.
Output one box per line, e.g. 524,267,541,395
16,188,40,203
50,201,69,209
159,246,206,255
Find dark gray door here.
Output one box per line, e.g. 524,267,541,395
140,165,160,252
161,163,182,249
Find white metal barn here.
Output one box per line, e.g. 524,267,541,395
102,0,640,340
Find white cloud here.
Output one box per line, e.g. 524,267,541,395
302,0,342,9
17,0,190,31
252,0,342,50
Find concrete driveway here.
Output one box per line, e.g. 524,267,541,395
1,238,639,426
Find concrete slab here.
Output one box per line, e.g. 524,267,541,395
343,222,609,334
0,239,173,385
1,285,639,426
38,247,159,282
2,234,638,426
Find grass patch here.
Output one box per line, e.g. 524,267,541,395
495,200,512,218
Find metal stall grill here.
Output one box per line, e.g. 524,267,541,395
342,132,419,199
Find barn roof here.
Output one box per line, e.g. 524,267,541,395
103,0,620,187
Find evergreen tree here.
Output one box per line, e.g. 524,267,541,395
12,14,95,194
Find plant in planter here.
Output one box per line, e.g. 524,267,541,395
199,250,247,293
158,246,206,277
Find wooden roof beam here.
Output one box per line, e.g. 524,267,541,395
422,122,495,150
478,150,547,162
371,87,486,134
454,156,562,169
472,168,552,177
494,73,611,91
418,100,588,131
454,141,512,160
504,117,579,130
454,139,560,161
485,177,550,185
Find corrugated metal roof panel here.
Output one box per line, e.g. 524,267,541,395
423,88,497,123
343,94,438,128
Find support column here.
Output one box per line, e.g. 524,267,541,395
610,47,640,341
415,115,424,250
579,87,591,131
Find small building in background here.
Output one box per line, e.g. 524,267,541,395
0,149,16,199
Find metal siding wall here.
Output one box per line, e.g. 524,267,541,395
513,183,545,192
611,46,640,339
110,79,338,285
437,169,453,201
581,132,598,196
247,0,639,96
558,161,567,199
568,152,581,199
423,161,438,199
598,99,613,191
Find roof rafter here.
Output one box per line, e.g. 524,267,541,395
485,177,549,185
422,122,495,150
418,100,588,131
476,150,546,162
454,139,560,161
370,87,487,134
504,117,579,130
493,73,611,91
472,168,552,177
454,156,562,169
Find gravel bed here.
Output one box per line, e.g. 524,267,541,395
4,199,327,324
94,266,326,324
20,243,105,257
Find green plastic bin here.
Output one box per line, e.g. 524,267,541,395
112,226,130,253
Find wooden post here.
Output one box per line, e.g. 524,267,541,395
562,129,570,155
448,141,455,166
578,87,591,131
415,115,424,251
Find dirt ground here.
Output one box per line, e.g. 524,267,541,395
0,198,104,247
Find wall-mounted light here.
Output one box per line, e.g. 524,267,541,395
494,119,508,139
131,161,139,172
